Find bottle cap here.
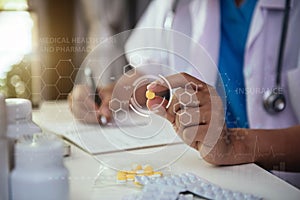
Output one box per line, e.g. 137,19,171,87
0,93,7,137
5,98,32,123
15,133,64,168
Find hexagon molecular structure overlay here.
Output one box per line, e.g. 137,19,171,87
109,98,122,112
178,111,192,126
123,64,136,77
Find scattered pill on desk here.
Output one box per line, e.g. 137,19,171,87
117,171,127,183
132,163,143,171
143,164,153,173
146,90,155,100
126,174,135,181
116,164,163,184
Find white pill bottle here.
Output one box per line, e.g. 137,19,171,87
5,98,42,169
0,93,9,200
10,133,69,200
6,98,41,139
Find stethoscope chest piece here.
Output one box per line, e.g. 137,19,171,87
263,88,286,114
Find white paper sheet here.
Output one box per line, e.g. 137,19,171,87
33,101,182,155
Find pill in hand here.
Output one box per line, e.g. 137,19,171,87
146,90,155,100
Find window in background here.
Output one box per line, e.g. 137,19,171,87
0,0,40,106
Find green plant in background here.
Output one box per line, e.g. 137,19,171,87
0,57,32,99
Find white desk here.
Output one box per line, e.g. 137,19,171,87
33,101,300,200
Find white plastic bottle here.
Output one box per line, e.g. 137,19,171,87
10,133,69,200
5,98,42,169
6,98,41,139
0,93,9,200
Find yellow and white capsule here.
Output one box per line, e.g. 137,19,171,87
117,172,127,184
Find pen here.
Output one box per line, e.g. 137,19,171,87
84,67,108,125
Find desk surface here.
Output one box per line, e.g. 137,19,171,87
33,101,300,200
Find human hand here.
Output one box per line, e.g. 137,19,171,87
68,84,114,124
146,73,228,155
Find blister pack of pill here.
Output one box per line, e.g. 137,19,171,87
122,172,262,200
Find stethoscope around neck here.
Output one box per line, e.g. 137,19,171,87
263,0,291,114
164,0,291,115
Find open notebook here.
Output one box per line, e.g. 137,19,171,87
32,101,183,155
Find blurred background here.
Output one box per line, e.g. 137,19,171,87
0,0,150,107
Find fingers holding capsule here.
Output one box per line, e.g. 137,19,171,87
146,90,169,118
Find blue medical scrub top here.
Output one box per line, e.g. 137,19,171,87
218,0,257,128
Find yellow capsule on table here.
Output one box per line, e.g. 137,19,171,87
132,164,143,171
126,174,135,181
117,171,127,176
126,170,136,175
117,175,127,180
117,173,127,183
143,165,153,173
151,171,163,178
146,90,155,100
134,181,142,187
